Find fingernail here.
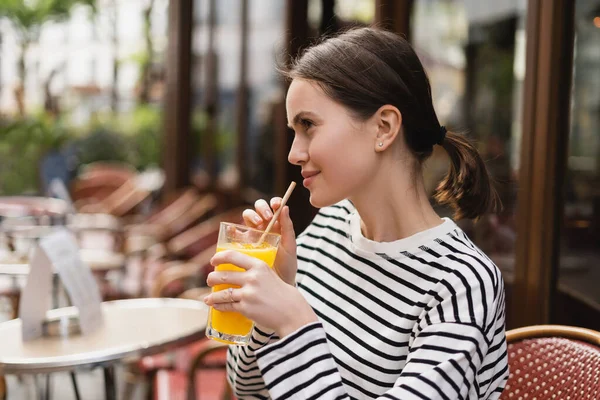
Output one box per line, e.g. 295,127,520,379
253,216,262,224
266,210,273,219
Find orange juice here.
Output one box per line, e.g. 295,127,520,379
209,242,278,343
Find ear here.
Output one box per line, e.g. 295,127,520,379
373,105,402,152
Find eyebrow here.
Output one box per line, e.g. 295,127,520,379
287,111,318,129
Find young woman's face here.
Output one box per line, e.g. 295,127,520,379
286,79,379,208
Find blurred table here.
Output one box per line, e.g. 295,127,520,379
0,249,126,323
80,250,126,273
68,213,122,233
0,263,29,277
0,249,125,276
0,197,69,219
0,262,31,304
0,298,208,400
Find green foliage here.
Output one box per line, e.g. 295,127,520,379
127,105,163,168
74,126,131,167
0,0,96,41
0,107,183,194
0,115,73,194
81,105,164,169
0,105,232,195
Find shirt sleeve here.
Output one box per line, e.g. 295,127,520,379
254,321,492,400
227,325,280,399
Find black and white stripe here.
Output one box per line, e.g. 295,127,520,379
227,200,508,399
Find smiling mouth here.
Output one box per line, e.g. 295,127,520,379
302,172,319,187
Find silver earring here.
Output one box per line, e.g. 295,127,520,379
378,142,384,147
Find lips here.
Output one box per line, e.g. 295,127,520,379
301,171,320,188
301,171,320,179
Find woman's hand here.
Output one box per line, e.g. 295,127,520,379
204,250,318,337
242,199,297,286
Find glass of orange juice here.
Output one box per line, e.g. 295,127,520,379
205,222,280,345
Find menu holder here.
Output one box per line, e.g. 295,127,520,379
19,228,104,341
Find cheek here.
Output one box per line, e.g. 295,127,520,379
328,141,374,177
314,140,376,190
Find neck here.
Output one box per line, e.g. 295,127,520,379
349,175,443,243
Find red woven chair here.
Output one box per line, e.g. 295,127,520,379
501,325,600,399
71,162,137,205
153,340,234,400
127,191,218,243
167,207,245,260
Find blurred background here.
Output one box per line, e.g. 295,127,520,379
0,0,599,397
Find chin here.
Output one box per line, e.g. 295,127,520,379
308,191,343,209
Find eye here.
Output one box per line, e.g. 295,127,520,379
299,118,314,130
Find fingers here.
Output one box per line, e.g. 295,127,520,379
242,209,263,228
209,287,239,304
211,250,263,271
242,197,283,231
270,197,282,211
206,270,245,287
241,198,273,228
279,206,296,253
211,301,238,312
204,287,241,311
254,199,273,221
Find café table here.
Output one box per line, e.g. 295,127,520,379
0,247,127,317
0,260,33,304
0,297,209,400
0,250,125,276
0,263,30,277
0,196,69,221
80,249,126,273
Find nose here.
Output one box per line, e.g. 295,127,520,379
288,135,308,166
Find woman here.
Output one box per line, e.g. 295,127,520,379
204,27,508,400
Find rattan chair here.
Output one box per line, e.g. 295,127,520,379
187,340,233,400
501,325,600,399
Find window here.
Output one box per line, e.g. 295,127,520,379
558,0,600,312
411,0,527,307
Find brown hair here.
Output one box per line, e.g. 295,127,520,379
282,27,498,220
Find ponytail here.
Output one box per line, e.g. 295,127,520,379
433,132,500,220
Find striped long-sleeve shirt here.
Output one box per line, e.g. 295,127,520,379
227,200,509,399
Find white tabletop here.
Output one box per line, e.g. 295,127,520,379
0,263,29,276
0,298,208,374
0,197,69,218
69,213,123,233
0,249,125,276
80,250,126,272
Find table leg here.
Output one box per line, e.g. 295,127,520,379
33,375,44,400
44,374,51,400
52,274,60,308
70,372,81,400
103,366,116,400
